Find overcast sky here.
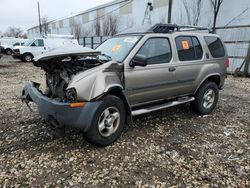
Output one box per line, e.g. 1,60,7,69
0,0,113,32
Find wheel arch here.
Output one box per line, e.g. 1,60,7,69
22,52,34,62
22,52,34,58
194,74,221,94
5,48,12,54
105,86,132,125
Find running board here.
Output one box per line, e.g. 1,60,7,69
132,97,195,116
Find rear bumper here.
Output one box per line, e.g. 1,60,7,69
219,74,227,89
21,81,101,132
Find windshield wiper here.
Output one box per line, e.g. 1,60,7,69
101,53,112,61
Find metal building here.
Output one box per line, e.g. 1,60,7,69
27,0,250,75
27,0,169,38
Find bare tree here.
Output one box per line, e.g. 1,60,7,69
109,15,119,36
70,21,83,42
210,0,224,33
182,0,202,26
41,16,49,35
93,16,102,36
102,15,119,36
5,27,23,38
19,32,28,39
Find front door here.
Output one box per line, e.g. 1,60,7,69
30,39,45,57
125,37,179,106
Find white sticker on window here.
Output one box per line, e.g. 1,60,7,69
124,38,137,43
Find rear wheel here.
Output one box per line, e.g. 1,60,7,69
191,81,219,115
5,49,12,55
23,53,33,62
84,95,125,147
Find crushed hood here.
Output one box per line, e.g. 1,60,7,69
33,44,101,62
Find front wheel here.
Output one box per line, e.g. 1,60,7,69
84,95,126,147
191,81,219,115
22,54,33,62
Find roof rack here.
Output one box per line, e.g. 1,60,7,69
148,24,212,33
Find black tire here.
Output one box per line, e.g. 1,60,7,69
84,95,126,147
191,81,219,115
22,53,33,62
5,49,12,55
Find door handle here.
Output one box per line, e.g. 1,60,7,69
169,67,176,72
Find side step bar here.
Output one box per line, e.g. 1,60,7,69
132,97,195,116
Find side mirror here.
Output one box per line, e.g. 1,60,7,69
130,54,148,67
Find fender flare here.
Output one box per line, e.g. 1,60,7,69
5,48,12,54
194,73,221,94
22,52,34,61
105,85,133,125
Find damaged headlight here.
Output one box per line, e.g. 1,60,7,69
65,88,77,102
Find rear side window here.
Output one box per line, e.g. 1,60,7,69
137,38,172,64
204,36,225,58
175,36,203,61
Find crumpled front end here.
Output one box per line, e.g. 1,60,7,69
21,81,102,132
21,45,125,131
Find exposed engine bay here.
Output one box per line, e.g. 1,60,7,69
33,56,107,102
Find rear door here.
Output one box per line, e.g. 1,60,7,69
170,35,205,95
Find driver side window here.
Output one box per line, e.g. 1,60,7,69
136,38,172,65
31,39,44,47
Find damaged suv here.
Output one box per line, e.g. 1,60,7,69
22,24,228,147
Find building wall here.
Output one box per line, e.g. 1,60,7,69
27,0,169,38
27,0,250,39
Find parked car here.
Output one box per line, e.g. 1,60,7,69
22,24,228,147
13,35,78,62
0,38,28,54
1,41,27,55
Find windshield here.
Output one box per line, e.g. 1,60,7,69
96,36,141,62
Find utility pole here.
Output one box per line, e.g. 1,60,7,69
37,1,42,35
167,0,173,23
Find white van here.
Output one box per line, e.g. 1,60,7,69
13,36,79,62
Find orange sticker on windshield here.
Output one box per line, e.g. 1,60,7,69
112,44,122,52
182,40,189,50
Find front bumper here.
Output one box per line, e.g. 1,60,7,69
0,47,4,53
21,81,101,132
12,53,22,59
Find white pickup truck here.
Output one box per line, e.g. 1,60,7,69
2,41,27,55
0,38,28,55
13,36,79,62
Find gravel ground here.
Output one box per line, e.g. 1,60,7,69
0,55,249,187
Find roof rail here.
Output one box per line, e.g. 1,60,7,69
147,24,211,33
147,24,179,33
178,25,212,33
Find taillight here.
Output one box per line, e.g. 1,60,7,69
225,58,229,68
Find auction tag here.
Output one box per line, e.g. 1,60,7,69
182,40,189,50
124,38,137,43
112,44,122,52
